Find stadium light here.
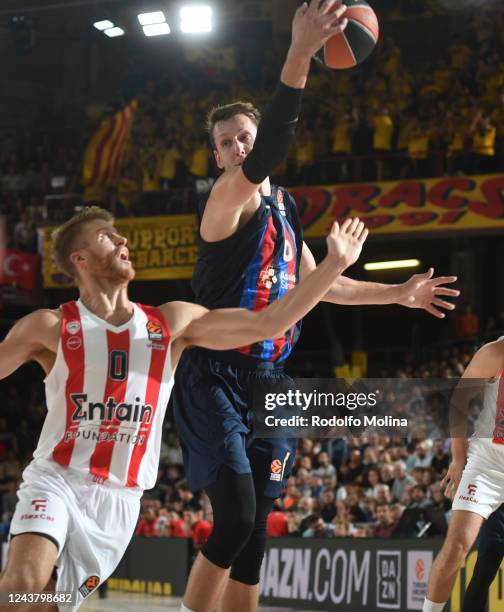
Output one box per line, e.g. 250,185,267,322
364,259,421,271
137,11,166,26
93,19,114,31
103,26,126,38
142,22,171,36
180,5,212,33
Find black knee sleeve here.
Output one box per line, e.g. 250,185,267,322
201,466,256,569
230,496,275,585
462,548,503,612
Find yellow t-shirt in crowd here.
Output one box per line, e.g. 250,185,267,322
408,134,429,160
332,122,352,154
373,115,394,151
143,167,160,192
472,127,496,156
448,129,466,155
160,148,181,180
190,146,209,177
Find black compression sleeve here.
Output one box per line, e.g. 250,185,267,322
242,81,303,184
461,548,503,612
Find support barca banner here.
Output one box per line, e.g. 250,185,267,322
40,215,198,288
291,174,504,238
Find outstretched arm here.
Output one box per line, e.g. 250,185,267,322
300,242,460,318
166,219,367,357
0,310,60,380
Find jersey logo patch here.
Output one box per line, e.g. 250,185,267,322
270,458,282,481
146,320,163,341
277,190,286,216
66,336,82,351
78,575,100,597
66,321,81,335
283,240,293,262
260,268,278,289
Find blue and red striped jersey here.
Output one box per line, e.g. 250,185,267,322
192,185,304,364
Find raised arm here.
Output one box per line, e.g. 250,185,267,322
0,309,60,380
166,218,367,361
300,242,460,318
207,0,348,212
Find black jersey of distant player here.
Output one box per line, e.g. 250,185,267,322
192,185,304,363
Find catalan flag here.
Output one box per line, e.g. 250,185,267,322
82,99,138,191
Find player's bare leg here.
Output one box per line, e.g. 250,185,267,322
425,510,484,609
0,534,58,612
218,580,258,612
182,553,230,612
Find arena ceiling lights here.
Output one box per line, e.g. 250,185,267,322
180,5,213,33
93,20,114,31
364,259,421,271
138,11,171,36
93,19,125,37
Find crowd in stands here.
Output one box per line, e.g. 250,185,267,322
0,337,484,543
0,3,503,227
0,132,82,251
112,2,504,210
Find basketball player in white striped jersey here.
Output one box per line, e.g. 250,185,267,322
0,206,367,611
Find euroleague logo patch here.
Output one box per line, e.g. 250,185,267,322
277,189,286,216
78,575,100,597
146,320,163,341
270,458,282,482
415,559,425,580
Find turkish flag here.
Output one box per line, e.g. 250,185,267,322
0,249,40,290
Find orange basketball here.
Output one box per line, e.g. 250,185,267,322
324,0,379,70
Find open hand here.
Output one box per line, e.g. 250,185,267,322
326,217,368,269
398,268,460,318
291,0,348,58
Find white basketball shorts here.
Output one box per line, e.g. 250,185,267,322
452,437,504,519
9,460,141,611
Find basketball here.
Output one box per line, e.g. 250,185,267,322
324,0,379,69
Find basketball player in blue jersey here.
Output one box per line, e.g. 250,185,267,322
173,2,460,611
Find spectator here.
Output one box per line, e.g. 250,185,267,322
135,507,159,537
408,485,433,510
313,451,336,480
320,489,337,523
430,439,450,479
391,461,415,502
372,503,398,538
302,513,335,538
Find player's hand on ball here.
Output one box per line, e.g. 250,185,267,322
326,217,368,269
441,461,464,500
398,268,460,318
292,0,348,58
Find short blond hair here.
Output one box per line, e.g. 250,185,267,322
52,206,113,278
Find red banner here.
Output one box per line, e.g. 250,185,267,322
0,249,40,290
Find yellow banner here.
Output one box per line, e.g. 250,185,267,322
41,215,198,288
290,174,504,238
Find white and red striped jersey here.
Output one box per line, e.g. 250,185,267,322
34,300,174,492
469,338,504,445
